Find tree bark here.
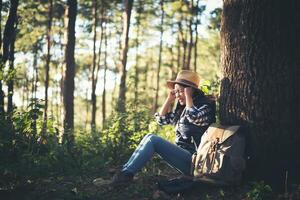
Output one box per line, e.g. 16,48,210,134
117,0,134,113
220,0,300,183
63,0,77,143
153,0,164,113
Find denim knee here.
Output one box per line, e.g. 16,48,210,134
143,133,157,142
147,133,160,144
145,133,155,139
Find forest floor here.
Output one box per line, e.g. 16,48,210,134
1,168,300,200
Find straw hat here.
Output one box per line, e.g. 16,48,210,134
166,70,200,90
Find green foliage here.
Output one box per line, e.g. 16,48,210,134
208,8,222,30
246,181,273,200
0,99,80,181
200,79,220,96
74,102,155,172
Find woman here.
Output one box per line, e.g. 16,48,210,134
103,70,216,186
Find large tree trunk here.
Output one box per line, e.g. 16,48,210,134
63,0,77,143
153,0,164,113
117,0,134,113
43,0,53,135
219,0,300,184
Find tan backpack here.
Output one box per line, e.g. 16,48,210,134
191,123,246,186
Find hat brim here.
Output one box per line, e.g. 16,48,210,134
166,80,200,90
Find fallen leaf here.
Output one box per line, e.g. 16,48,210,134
71,187,78,194
92,178,111,186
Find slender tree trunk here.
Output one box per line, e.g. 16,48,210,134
6,20,17,147
178,20,187,70
144,60,149,93
186,0,194,70
102,24,108,128
193,0,200,72
220,0,300,183
0,0,2,49
25,73,29,108
168,46,176,79
31,46,38,140
7,22,17,115
63,0,77,144
91,0,98,129
0,0,19,115
32,47,38,101
95,9,105,128
21,75,25,108
85,86,89,130
112,21,122,111
95,11,104,86
58,19,64,128
134,5,141,106
117,0,134,113
43,0,53,135
111,74,117,111
2,0,18,63
153,0,164,113
176,33,181,76
0,0,2,114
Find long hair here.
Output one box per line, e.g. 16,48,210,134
172,88,206,123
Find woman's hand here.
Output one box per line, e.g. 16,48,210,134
184,87,194,108
159,89,175,116
166,89,176,103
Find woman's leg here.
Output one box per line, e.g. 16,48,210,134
122,133,192,175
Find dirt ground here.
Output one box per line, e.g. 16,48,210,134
0,171,299,200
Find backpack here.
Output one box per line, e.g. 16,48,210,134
191,123,246,186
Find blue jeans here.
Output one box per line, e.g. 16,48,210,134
122,133,192,176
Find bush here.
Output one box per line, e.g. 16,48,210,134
246,181,273,200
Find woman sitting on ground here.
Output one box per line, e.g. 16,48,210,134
97,70,216,186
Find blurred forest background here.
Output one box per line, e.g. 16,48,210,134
0,0,221,173
0,0,300,199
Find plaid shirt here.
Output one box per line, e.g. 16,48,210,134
154,95,216,154
154,104,213,127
